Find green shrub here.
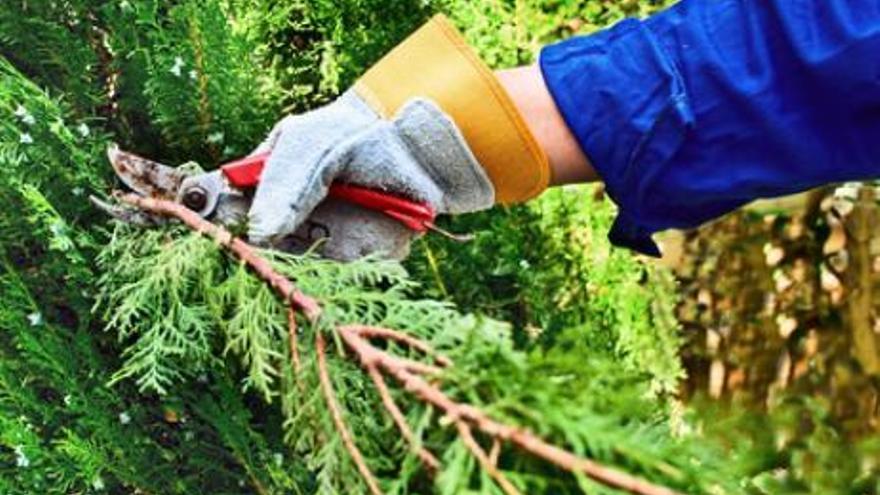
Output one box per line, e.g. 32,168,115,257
4,1,856,493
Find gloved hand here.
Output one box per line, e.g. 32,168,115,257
248,15,551,260
248,94,494,260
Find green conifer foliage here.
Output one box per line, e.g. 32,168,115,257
407,189,684,396
94,222,733,494
0,58,289,493
4,0,868,493
0,1,693,492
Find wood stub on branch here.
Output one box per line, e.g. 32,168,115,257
122,194,681,495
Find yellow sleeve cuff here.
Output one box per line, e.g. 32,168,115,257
353,15,550,204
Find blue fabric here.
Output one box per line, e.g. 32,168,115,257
539,0,880,257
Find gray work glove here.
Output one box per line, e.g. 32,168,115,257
248,91,495,260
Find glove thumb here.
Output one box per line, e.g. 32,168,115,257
247,128,350,245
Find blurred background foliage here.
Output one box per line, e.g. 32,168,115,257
0,0,877,493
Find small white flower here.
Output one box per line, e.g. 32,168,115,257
71,187,84,197
49,220,66,237
189,69,198,81
14,105,35,125
92,476,105,490
118,412,131,425
170,56,185,77
19,132,33,144
77,122,90,137
273,452,283,467
63,394,72,406
207,131,224,144
119,0,132,11
14,445,29,468
26,312,42,326
519,259,531,269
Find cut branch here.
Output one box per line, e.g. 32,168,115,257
489,438,501,467
121,194,682,495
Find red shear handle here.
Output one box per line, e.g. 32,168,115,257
327,184,435,233
221,152,270,188
219,153,436,233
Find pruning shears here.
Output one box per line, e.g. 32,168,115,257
93,145,470,242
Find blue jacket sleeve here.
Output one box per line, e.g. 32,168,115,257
539,0,880,256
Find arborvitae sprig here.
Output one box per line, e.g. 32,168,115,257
0,51,292,494
95,220,740,494
97,228,223,394
140,0,285,160
406,187,684,396
6,0,869,492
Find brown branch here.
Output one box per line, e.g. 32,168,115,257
455,420,521,495
393,356,444,376
316,332,383,495
287,306,310,400
350,325,452,367
337,326,681,495
488,438,501,467
366,365,440,473
122,195,681,495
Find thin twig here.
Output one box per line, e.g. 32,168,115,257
455,420,522,495
489,438,501,467
286,306,310,400
316,332,383,495
393,356,444,376
351,325,452,367
366,364,441,472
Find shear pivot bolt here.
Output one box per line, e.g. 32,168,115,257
182,187,208,211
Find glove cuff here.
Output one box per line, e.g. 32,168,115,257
353,14,550,204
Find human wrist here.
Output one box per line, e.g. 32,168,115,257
495,65,596,186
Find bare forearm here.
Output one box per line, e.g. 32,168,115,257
496,65,597,186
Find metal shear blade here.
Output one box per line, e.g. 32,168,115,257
89,194,166,226
107,144,190,200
